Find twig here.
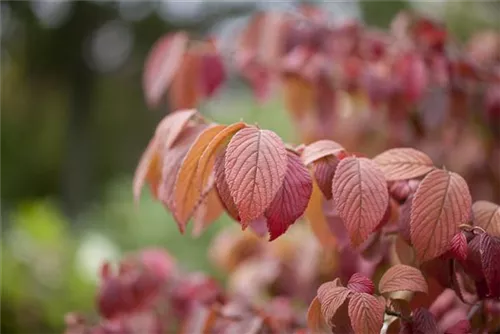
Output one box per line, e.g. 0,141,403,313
385,308,412,323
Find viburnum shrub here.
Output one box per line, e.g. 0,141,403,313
66,7,500,334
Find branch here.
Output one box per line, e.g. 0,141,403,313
385,308,412,323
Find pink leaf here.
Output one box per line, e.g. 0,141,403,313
317,282,351,326
347,273,375,294
265,150,313,240
200,51,226,98
311,155,339,200
301,140,345,166
332,157,389,246
373,148,434,181
378,264,428,294
444,319,471,334
448,232,468,262
347,292,385,334
472,200,500,238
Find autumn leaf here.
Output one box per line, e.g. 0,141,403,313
332,157,389,246
472,201,500,237
191,184,224,237
264,150,312,240
448,232,468,261
444,319,471,334
199,42,226,98
169,50,201,110
378,264,428,295
143,32,189,108
214,149,240,221
479,233,500,298
407,307,440,334
373,148,434,181
305,180,338,248
155,109,198,149
306,297,329,333
347,292,385,334
301,140,345,166
311,155,339,199
410,169,472,262
133,137,161,204
174,124,227,231
224,127,288,224
317,282,351,326
346,273,375,294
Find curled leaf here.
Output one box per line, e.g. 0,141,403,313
373,148,434,181
410,169,472,262
224,127,288,224
155,109,198,149
347,292,385,334
332,157,389,246
347,273,375,294
311,155,339,200
302,140,344,166
133,137,161,204
317,283,351,326
472,200,500,237
264,150,313,240
214,149,240,221
378,264,428,295
448,232,468,262
306,297,328,333
408,307,439,334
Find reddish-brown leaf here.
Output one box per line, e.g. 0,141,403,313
143,32,189,108
199,43,226,98
399,194,413,244
306,297,329,334
373,148,434,181
347,273,375,294
302,140,345,166
168,50,201,110
312,155,339,200
155,109,198,149
332,157,389,246
448,232,468,261
347,292,385,334
479,233,500,297
224,127,288,224
214,149,240,221
317,284,351,326
472,200,500,237
379,264,428,295
173,125,227,231
410,169,472,262
409,307,439,334
264,150,312,240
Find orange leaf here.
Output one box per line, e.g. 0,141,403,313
155,109,198,149
174,124,227,231
264,150,313,240
317,284,351,326
169,50,201,110
283,75,315,123
472,200,500,237
410,169,472,262
143,32,189,108
306,297,329,334
373,148,435,181
191,184,224,237
378,264,428,295
224,127,288,224
305,180,337,248
133,137,161,204
332,157,389,246
302,140,345,166
347,292,385,334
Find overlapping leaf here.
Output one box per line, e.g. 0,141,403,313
133,137,161,204
317,281,351,326
214,149,240,222
347,292,385,334
224,127,288,224
332,157,389,246
306,297,328,333
378,264,428,294
305,181,338,248
302,140,345,166
264,150,312,240
169,51,201,110
479,233,500,298
449,232,468,261
311,155,339,199
373,148,434,181
155,109,198,149
410,169,472,262
346,273,375,294
472,200,500,237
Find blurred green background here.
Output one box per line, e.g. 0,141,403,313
1,1,499,333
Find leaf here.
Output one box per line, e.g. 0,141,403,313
373,148,434,181
143,32,189,108
410,169,472,262
264,150,313,240
311,155,339,200
317,284,351,326
169,50,201,110
173,125,227,231
398,194,413,244
214,149,240,221
191,184,224,237
347,292,385,334
199,41,226,98
444,319,471,334
347,273,375,294
409,307,439,334
479,233,500,298
302,140,345,166
196,122,247,197
332,157,389,246
306,297,329,333
133,137,161,204
472,200,500,237
305,181,338,248
379,264,428,295
224,127,288,224
448,232,468,261
155,109,198,149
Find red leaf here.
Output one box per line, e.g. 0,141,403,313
408,307,440,334
472,200,500,237
264,150,313,240
373,148,434,181
301,140,344,166
317,283,351,326
448,232,468,262
444,319,471,334
143,32,189,108
169,51,201,110
410,169,472,262
378,264,428,295
347,292,385,334
347,273,375,294
311,155,339,200
214,149,240,221
462,235,485,282
479,233,500,298
332,157,389,246
224,127,288,224
200,51,226,98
